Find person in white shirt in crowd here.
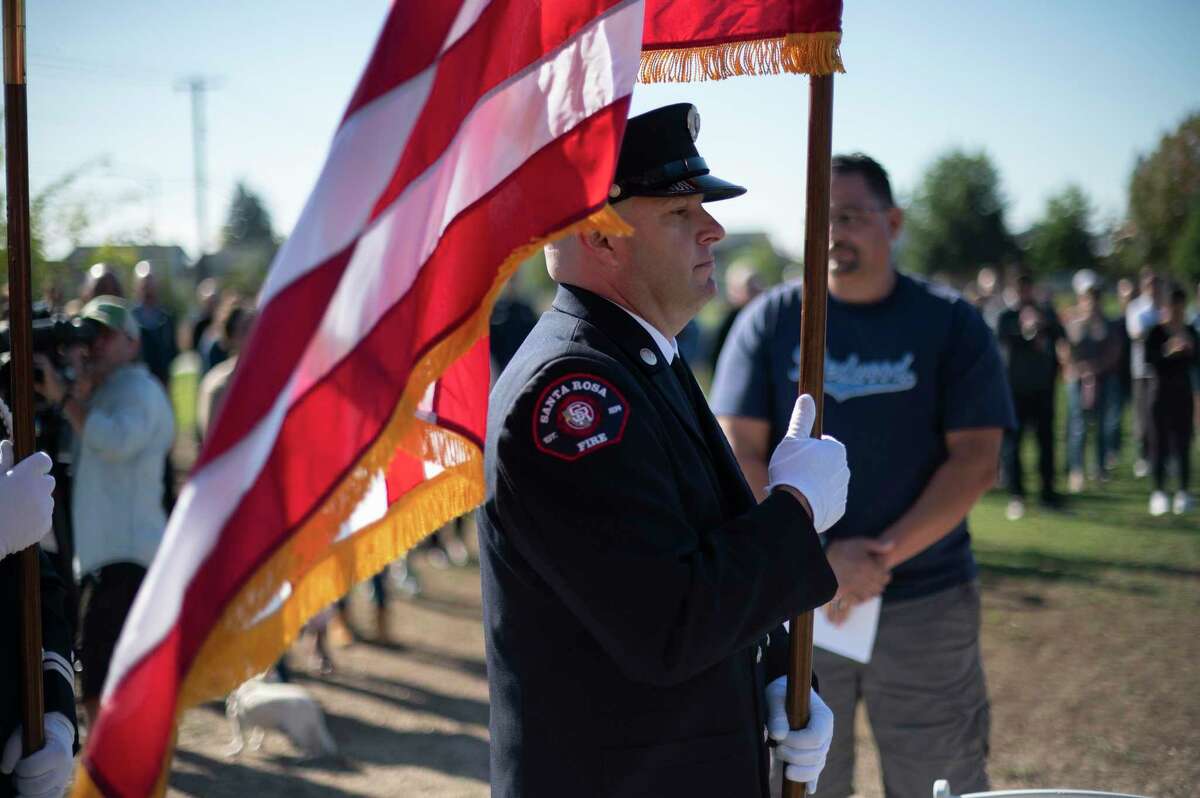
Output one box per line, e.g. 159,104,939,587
33,295,174,726
1125,267,1163,478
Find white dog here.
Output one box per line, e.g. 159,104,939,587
226,678,338,759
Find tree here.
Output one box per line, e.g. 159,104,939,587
1026,184,1098,277
217,182,279,293
221,181,276,247
1126,111,1200,277
901,149,1015,280
1169,204,1200,286
0,143,158,300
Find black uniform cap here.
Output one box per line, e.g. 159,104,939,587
609,103,746,204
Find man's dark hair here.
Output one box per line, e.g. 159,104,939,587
832,153,895,208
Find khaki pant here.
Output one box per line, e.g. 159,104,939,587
773,581,990,798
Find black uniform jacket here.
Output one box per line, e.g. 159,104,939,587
478,284,837,797
1,550,78,798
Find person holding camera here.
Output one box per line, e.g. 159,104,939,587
1,440,78,798
33,295,174,726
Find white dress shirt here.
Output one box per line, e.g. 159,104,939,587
612,302,679,364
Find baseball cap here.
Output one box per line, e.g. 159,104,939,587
79,295,140,340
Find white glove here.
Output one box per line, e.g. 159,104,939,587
0,441,55,562
765,677,834,792
766,394,849,533
0,712,75,798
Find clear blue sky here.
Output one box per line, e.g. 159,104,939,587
19,0,1200,261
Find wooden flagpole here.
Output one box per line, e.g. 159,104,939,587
782,72,834,798
3,0,46,755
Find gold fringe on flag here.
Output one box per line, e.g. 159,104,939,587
639,31,843,83
184,202,634,708
71,204,633,798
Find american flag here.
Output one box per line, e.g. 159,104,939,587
75,2,641,794
72,0,845,793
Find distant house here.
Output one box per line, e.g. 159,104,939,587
64,244,191,287
192,241,278,282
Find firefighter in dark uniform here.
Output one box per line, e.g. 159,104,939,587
1,442,77,798
478,104,849,797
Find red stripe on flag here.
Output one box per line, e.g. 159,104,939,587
82,626,182,798
81,99,629,798
386,449,428,504
432,334,490,448
642,0,842,49
340,2,465,123
197,243,355,470
370,0,627,222
202,0,627,469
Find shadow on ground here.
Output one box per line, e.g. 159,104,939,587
171,749,361,798
302,669,490,729
321,712,490,782
976,545,1200,587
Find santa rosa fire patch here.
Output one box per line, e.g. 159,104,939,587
532,372,629,461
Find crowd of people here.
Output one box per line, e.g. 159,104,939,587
1,124,1197,798
961,264,1199,519
0,263,268,733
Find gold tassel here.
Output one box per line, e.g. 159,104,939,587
69,203,634,798
182,202,633,707
639,32,844,83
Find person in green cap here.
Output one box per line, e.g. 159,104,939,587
33,294,174,726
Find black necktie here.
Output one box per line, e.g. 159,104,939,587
670,354,704,428
670,354,754,510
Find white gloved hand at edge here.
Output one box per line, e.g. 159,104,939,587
765,676,834,792
0,711,75,798
765,394,849,533
0,441,55,562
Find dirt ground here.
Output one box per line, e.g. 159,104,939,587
160,532,1199,798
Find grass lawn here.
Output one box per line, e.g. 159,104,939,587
163,351,1196,796
170,352,199,439
911,426,1199,797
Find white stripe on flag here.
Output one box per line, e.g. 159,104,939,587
444,0,495,52
103,0,643,699
310,0,643,393
260,0,496,306
259,68,436,306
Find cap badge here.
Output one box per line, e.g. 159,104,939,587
686,106,701,141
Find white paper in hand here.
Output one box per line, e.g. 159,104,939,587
812,597,881,664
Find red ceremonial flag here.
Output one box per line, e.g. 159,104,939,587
641,0,844,82
72,1,642,795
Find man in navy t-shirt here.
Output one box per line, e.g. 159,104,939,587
711,153,1014,798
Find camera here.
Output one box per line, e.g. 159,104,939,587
0,307,98,606
1,310,100,386
0,312,100,359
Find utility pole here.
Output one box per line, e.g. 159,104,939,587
175,75,220,271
